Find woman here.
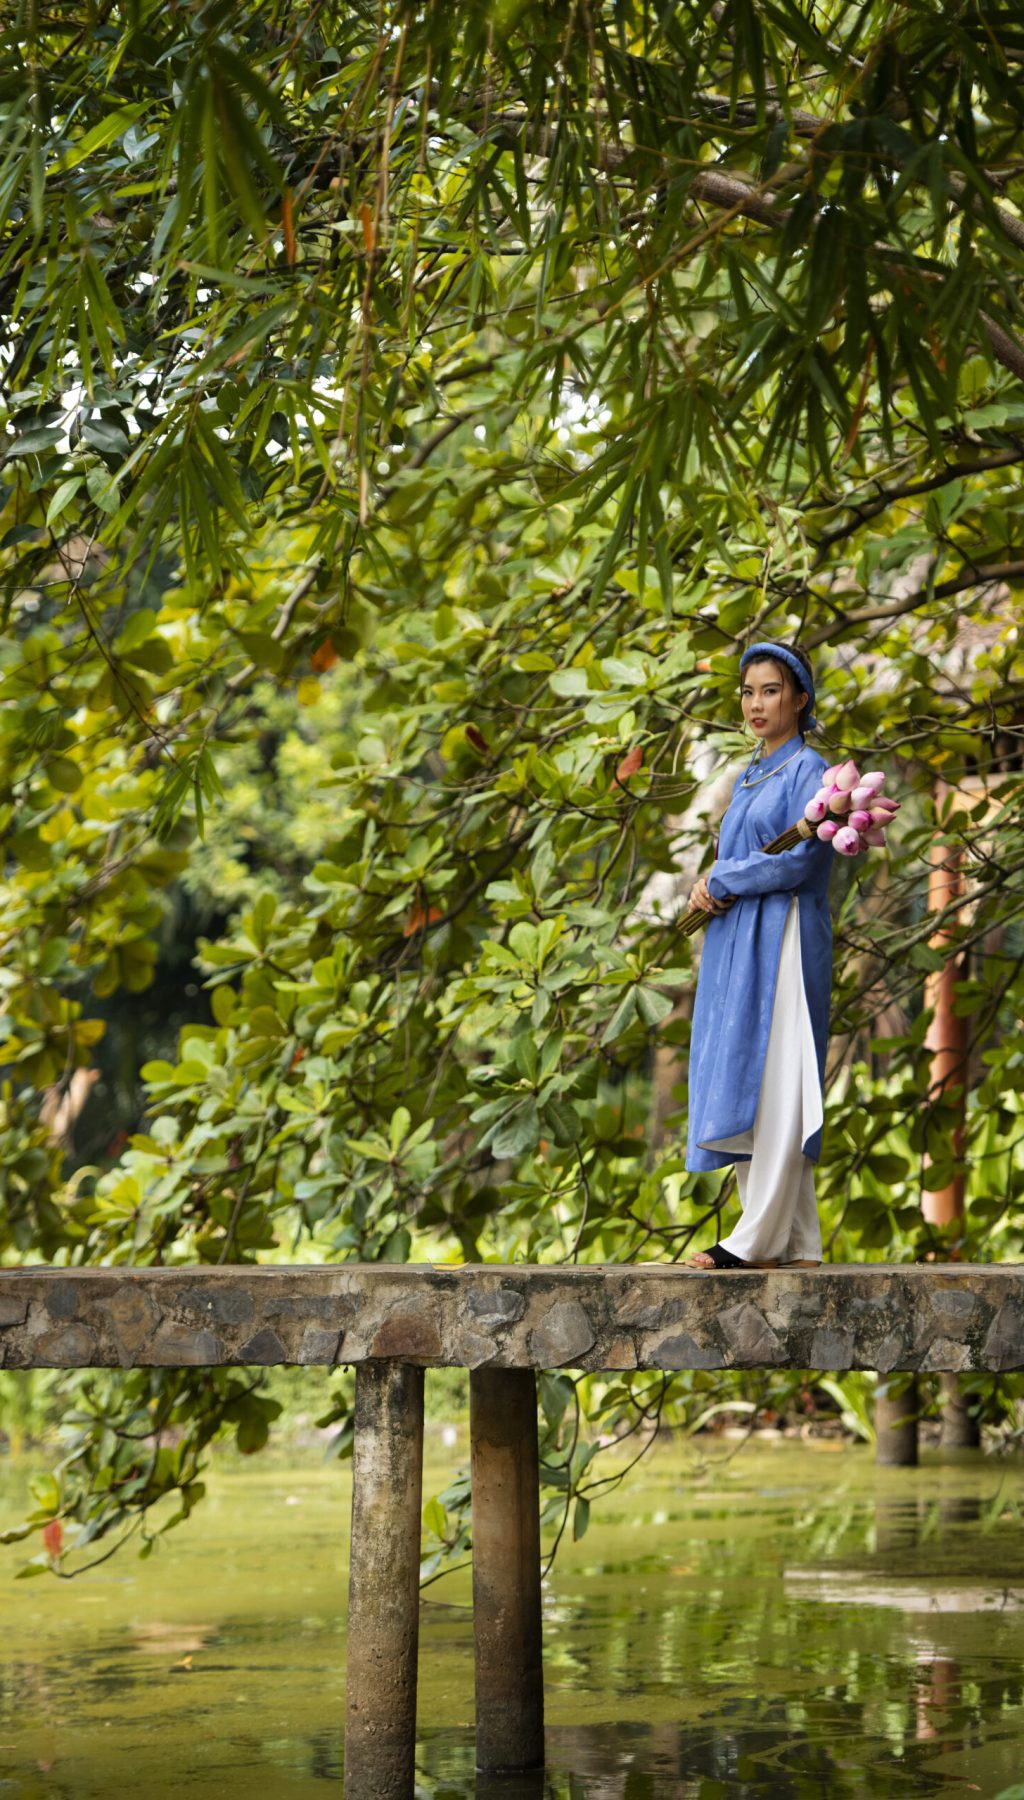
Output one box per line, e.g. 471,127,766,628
685,642,834,1269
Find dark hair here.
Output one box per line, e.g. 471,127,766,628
741,642,814,726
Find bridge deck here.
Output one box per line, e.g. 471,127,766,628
1,1261,1021,1372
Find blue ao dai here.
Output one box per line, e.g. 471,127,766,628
685,737,834,1172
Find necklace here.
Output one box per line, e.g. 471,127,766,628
740,741,803,789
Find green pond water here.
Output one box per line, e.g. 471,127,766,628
2,1434,1024,1798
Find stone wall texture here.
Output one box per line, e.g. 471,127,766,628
1,1263,1022,1373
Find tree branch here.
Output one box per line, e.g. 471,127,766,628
486,110,1024,382
813,450,1024,557
806,558,1024,645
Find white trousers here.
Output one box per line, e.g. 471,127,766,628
706,896,823,1265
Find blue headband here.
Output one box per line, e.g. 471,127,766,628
740,642,816,733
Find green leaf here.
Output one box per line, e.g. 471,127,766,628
539,1373,574,1428
237,630,284,673
47,756,82,793
381,1226,412,1263
29,1474,59,1512
347,1137,392,1161
53,104,148,174
45,477,82,526
8,424,63,456
235,1410,270,1455
601,657,647,687
601,988,637,1043
488,1099,540,1159
542,1098,579,1145
85,464,120,513
423,1497,447,1538
0,1523,37,1545
635,986,673,1028
114,608,159,654
549,668,592,697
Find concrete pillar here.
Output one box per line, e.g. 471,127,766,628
938,1371,980,1449
875,1374,919,1466
470,1368,545,1773
344,1361,425,1800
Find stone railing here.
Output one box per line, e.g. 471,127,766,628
2,1262,1021,1798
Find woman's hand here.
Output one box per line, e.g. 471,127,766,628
689,875,736,916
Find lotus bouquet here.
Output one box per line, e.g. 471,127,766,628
679,758,898,937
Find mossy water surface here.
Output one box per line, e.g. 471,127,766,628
2,1436,1023,1798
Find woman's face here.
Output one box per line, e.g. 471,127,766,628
740,658,806,751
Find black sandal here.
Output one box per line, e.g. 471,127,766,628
688,1244,778,1269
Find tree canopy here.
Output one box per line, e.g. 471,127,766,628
2,0,1023,1570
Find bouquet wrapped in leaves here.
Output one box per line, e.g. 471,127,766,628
679,759,898,937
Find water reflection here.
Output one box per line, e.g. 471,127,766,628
473,1771,549,1800
872,1495,920,1554
914,1654,959,1750
784,1568,1024,1613
938,1494,981,1528
2,1446,1024,1797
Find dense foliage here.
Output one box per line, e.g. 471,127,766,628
1,0,1023,1572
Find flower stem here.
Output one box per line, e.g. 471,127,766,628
677,820,814,934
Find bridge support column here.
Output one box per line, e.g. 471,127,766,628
939,1372,980,1449
344,1361,424,1800
470,1368,545,1772
875,1374,919,1466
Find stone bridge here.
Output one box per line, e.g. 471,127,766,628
2,1262,1021,1797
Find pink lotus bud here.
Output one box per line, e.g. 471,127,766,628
833,759,861,792
869,804,897,825
859,771,886,792
848,809,872,831
850,785,876,808
871,796,899,813
804,796,828,823
833,825,863,855
821,764,843,784
863,826,887,846
816,820,838,842
827,790,852,815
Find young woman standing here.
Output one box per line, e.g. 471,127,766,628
685,642,834,1269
